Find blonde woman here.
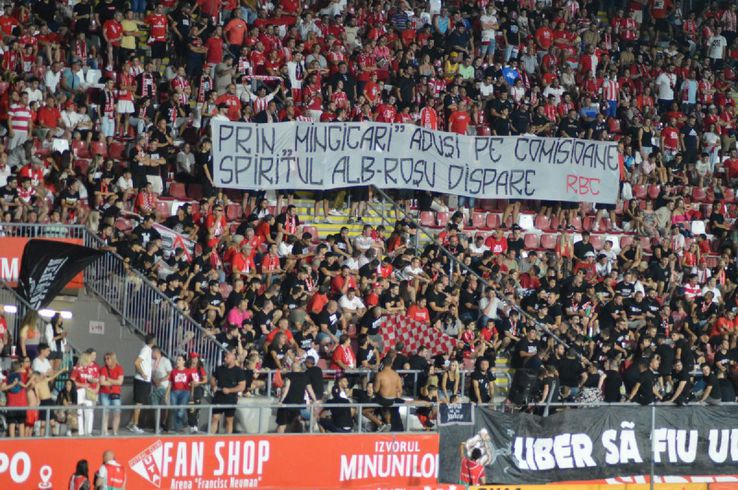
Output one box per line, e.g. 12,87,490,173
18,311,41,359
70,352,99,436
440,360,461,401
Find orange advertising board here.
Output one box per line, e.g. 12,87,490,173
0,237,84,288
0,433,439,489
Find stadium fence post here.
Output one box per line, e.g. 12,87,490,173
650,404,656,490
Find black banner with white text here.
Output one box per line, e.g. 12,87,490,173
18,239,105,310
439,406,738,484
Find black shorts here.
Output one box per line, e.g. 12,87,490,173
213,393,236,417
49,351,63,360
373,395,396,408
150,41,167,59
276,407,300,425
39,398,54,422
351,187,369,202
133,379,151,404
212,406,236,418
6,407,25,424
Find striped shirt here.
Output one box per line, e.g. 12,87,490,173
8,103,32,132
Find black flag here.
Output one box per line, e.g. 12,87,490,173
18,239,105,310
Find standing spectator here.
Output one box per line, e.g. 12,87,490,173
128,334,155,434
70,351,99,436
151,348,172,432
210,348,246,434
99,352,124,436
165,355,191,432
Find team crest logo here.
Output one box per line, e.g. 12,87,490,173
128,440,164,488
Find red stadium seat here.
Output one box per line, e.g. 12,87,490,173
524,233,540,249
589,235,603,250
647,185,661,200
90,140,107,158
419,211,436,228
583,216,595,232
534,215,551,231
471,211,487,229
156,200,172,217
619,235,634,249
692,187,707,203
108,141,126,160
485,213,501,229
540,234,557,249
723,188,736,203
569,216,583,231
639,237,653,253
169,183,188,200
71,140,90,159
74,159,90,177
633,185,647,200
301,226,319,242
226,203,243,221
436,212,450,227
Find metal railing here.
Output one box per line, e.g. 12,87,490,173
0,223,227,370
0,401,434,438
82,231,227,370
255,367,510,399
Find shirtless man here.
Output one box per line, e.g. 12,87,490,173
32,367,66,436
374,353,403,430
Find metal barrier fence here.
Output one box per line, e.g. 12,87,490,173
0,223,228,370
0,401,432,438
258,367,510,400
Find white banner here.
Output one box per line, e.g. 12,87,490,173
212,120,621,203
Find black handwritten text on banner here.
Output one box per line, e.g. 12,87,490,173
212,121,621,203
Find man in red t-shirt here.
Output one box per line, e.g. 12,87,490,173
448,102,471,135
660,118,683,164
224,10,248,48
144,4,168,70
100,353,125,436
102,12,123,69
215,83,242,121
485,229,508,255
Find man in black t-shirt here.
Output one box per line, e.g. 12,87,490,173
210,349,247,434
628,357,661,405
469,358,495,403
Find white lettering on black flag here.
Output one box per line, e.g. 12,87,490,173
212,121,621,204
438,405,738,484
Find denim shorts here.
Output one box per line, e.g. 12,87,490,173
100,393,121,412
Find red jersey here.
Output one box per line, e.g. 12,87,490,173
145,14,168,42
103,19,123,45
407,304,430,323
214,93,241,121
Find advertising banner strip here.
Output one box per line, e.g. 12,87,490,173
0,433,439,489
212,120,620,204
439,405,738,484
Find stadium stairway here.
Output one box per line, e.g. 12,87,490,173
291,198,434,246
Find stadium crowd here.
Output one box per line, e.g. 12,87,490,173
1,0,738,437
